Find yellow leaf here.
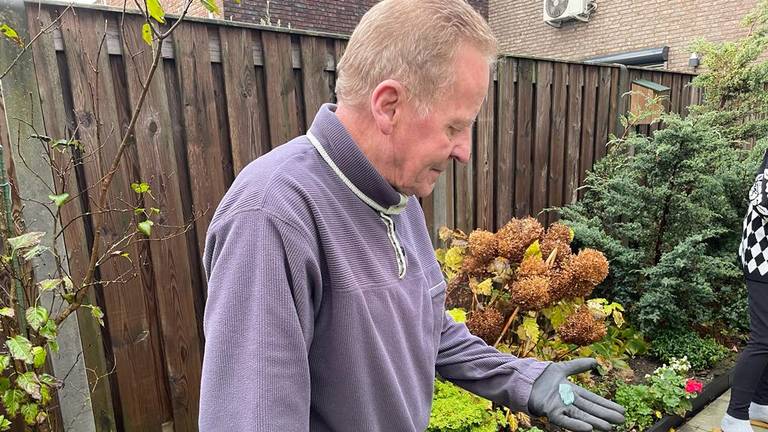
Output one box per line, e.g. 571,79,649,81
613,310,625,328
447,308,467,323
0,24,23,47
146,0,166,24
507,412,518,431
545,247,558,266
524,240,541,260
516,316,540,344
141,23,153,46
444,247,463,273
569,227,575,241
655,410,662,419
472,278,493,296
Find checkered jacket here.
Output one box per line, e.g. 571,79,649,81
739,149,768,281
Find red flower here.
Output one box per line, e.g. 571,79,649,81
685,379,703,394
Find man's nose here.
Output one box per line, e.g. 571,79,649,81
451,136,472,164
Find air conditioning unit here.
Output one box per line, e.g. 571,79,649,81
543,0,596,27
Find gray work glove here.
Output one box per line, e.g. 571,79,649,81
528,358,626,432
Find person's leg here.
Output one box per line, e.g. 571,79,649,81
724,278,768,430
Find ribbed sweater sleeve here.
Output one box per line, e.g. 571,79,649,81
199,209,320,431
435,313,550,413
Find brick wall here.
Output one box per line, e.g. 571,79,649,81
100,0,223,18
223,0,489,35
490,0,759,72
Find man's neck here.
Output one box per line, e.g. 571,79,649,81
335,104,396,188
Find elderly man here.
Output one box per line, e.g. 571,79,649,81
199,0,626,430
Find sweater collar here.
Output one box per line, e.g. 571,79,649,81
308,104,408,215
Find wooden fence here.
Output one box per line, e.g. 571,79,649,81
0,1,702,430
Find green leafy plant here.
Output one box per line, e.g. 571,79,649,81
558,113,763,338
650,330,729,371
689,0,768,143
614,358,703,432
428,379,507,432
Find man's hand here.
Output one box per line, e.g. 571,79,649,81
528,358,626,431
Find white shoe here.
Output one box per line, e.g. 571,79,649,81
750,403,768,428
720,413,755,432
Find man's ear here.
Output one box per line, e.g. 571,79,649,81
370,79,406,136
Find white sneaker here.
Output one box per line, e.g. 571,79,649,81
721,413,755,432
749,403,768,428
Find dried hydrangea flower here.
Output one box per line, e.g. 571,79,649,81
509,276,550,311
557,305,607,345
495,217,544,263
466,307,504,345
570,248,609,286
518,254,548,278
467,229,498,262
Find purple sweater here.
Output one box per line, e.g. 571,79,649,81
199,104,549,431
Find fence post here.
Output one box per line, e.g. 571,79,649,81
0,0,97,430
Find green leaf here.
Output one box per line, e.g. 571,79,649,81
8,232,45,253
38,278,61,292
38,374,56,387
146,0,166,24
200,0,220,14
31,346,46,369
0,414,12,431
0,307,14,318
48,193,70,207
2,389,24,416
47,340,59,353
20,403,38,425
150,207,160,214
447,308,467,324
22,244,49,260
7,335,33,364
25,306,49,332
0,378,9,393
134,207,145,216
90,305,104,327
138,219,154,237
0,355,10,371
141,23,153,46
39,319,57,341
52,138,83,151
0,24,23,47
131,181,150,194
16,372,40,400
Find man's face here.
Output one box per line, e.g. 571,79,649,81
388,44,490,197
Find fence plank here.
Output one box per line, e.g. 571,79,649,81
578,66,598,199
26,6,118,431
174,20,230,257
682,76,693,116
515,59,534,218
262,31,300,148
496,58,516,229
59,9,172,430
671,73,683,115
565,64,583,204
594,67,612,161
220,27,268,175
533,61,552,224
547,62,568,223
474,74,495,230
122,15,203,431
300,35,333,129
454,157,473,232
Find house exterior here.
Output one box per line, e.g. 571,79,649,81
489,0,760,72
100,0,487,35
